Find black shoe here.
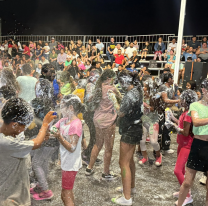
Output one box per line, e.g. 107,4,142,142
102,172,118,181
95,158,103,165
85,167,94,176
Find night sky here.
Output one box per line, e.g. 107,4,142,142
0,0,208,36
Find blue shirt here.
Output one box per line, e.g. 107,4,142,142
183,52,197,61
126,67,138,73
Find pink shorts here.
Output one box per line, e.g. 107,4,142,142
62,170,78,190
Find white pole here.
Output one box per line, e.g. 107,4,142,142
174,0,187,84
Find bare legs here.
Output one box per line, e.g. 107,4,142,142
119,142,136,200
61,189,75,206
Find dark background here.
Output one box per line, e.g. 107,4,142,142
0,0,207,36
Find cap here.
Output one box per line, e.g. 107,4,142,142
51,37,55,40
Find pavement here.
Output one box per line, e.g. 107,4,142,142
31,125,206,206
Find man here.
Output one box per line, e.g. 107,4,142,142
106,37,117,62
39,55,49,66
95,62,103,74
126,63,137,73
72,50,79,60
13,55,21,70
167,38,177,52
196,42,208,63
22,43,30,59
96,39,104,54
49,37,57,52
113,44,124,55
188,35,200,52
26,58,35,70
113,49,125,68
56,49,67,71
64,55,72,70
201,36,208,47
183,47,197,61
125,42,137,60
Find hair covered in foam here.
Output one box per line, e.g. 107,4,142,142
180,89,198,106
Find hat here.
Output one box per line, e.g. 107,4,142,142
51,37,55,40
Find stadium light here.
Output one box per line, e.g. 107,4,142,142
174,0,187,85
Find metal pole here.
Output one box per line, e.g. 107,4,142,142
0,18,2,43
174,0,187,84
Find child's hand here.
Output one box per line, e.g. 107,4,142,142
53,130,61,139
45,131,50,141
43,111,57,125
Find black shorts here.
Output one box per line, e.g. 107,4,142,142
187,138,208,172
120,122,142,145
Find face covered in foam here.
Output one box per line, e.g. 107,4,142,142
88,73,100,84
118,75,132,91
180,89,198,108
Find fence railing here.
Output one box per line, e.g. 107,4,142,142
0,34,175,53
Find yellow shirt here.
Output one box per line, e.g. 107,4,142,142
72,88,85,120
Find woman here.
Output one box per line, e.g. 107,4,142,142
166,49,176,70
67,50,73,59
154,37,166,61
177,78,208,206
67,59,80,80
56,41,64,53
141,41,152,60
133,40,139,50
69,40,75,51
86,39,93,49
100,58,107,70
29,41,36,55
38,39,44,48
85,69,122,180
110,71,143,205
186,80,196,90
182,39,187,54
130,51,140,67
80,45,88,63
35,44,43,67
49,49,58,69
77,56,87,79
123,40,130,51
64,46,68,54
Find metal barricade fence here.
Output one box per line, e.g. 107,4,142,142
168,35,208,46
0,34,174,53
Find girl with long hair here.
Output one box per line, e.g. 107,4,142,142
85,69,122,180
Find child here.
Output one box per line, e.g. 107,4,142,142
36,63,42,74
0,98,56,206
52,94,85,206
43,42,50,60
140,82,162,166
167,89,198,206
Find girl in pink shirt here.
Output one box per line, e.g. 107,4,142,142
52,94,85,206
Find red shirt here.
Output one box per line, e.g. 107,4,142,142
24,46,30,56
177,111,193,149
115,54,124,64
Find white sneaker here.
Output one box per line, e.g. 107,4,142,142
199,174,207,185
165,149,174,154
111,196,132,205
175,196,193,206
115,186,136,194
173,190,191,198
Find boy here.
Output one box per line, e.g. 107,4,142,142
0,98,56,206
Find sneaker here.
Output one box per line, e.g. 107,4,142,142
115,186,136,195
199,174,207,185
102,172,118,181
139,158,148,165
155,154,162,166
85,166,94,176
111,196,132,205
165,149,174,154
95,158,103,166
173,190,191,198
175,196,193,206
32,190,54,201
146,137,150,143
30,188,39,195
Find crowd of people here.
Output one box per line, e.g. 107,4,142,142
0,36,208,206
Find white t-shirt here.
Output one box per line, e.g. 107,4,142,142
39,59,49,65
167,43,177,52
43,46,50,55
72,54,79,60
36,67,42,74
125,47,137,58
55,118,82,171
0,133,34,206
18,42,22,50
113,47,125,55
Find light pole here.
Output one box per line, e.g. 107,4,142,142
174,0,187,84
